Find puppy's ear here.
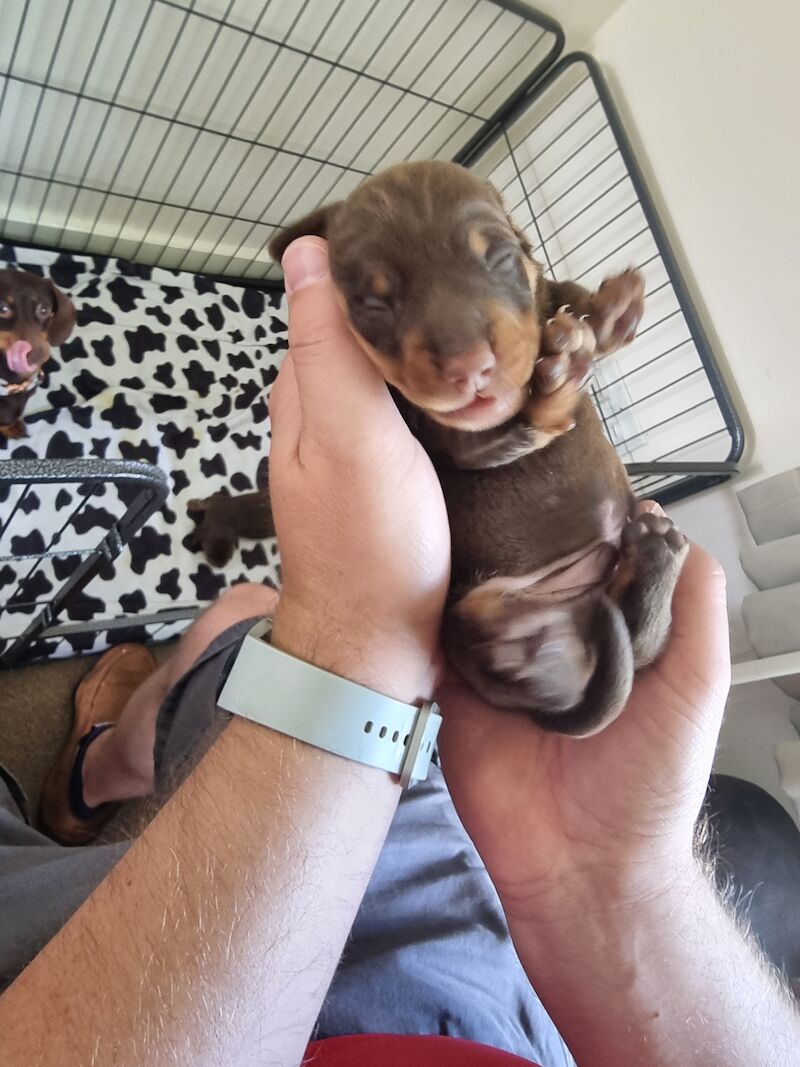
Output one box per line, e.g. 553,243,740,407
268,202,342,264
483,180,533,260
46,280,76,345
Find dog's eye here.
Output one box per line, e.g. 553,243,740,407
354,294,392,314
37,302,52,317
485,244,518,273
0,301,10,316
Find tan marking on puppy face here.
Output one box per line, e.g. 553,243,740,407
468,229,489,257
371,271,390,297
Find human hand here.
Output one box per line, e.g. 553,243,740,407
268,237,451,704
436,509,730,919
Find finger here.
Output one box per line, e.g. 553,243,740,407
667,542,731,716
282,237,398,445
268,355,301,462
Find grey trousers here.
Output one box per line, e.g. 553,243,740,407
0,622,573,1066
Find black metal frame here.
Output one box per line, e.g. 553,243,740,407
0,459,168,666
457,52,744,503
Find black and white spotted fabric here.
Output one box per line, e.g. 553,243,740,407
0,243,286,660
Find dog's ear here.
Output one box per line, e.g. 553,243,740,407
483,180,533,260
46,280,76,345
268,202,343,264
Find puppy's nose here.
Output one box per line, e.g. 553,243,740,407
442,344,496,391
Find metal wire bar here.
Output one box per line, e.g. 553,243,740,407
210,0,414,274
517,143,619,224
78,0,197,252
2,0,75,231
2,485,94,610
50,1,157,247
398,25,548,166
0,483,31,541
497,96,601,199
213,0,424,272
593,337,694,395
152,0,488,119
30,0,118,240
0,166,284,231
603,366,704,419
2,73,372,178
103,0,238,258
503,128,557,277
128,0,274,262
241,0,453,271
167,0,318,271
249,0,519,266
549,200,638,268
185,0,338,272
0,0,31,164
530,172,628,254
574,226,649,282
611,396,715,451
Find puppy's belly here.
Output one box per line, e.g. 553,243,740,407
440,465,631,593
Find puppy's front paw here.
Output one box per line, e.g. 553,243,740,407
536,308,596,396
526,310,596,439
0,419,27,440
587,268,645,354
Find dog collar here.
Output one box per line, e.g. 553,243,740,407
0,369,43,397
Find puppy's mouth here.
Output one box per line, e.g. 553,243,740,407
2,340,42,378
428,386,527,430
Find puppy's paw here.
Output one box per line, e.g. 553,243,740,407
186,498,209,514
525,310,596,440
610,512,689,666
587,268,645,354
0,420,27,440
536,309,596,396
621,510,688,556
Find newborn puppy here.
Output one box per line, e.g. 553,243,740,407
0,269,76,438
270,161,688,736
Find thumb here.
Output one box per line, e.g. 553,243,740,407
282,237,395,444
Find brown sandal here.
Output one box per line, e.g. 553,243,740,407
39,644,157,845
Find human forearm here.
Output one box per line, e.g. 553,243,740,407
1,717,400,1066
504,857,800,1067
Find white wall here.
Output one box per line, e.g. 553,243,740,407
590,0,800,483
520,0,627,49
587,0,800,814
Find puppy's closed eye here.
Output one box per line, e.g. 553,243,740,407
484,240,519,273
354,293,393,314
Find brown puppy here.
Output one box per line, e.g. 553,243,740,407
269,161,688,736
0,269,76,438
186,459,274,567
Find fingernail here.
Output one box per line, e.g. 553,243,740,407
282,238,329,296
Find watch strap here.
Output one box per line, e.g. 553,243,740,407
218,620,441,787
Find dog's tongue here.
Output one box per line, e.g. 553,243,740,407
6,341,33,376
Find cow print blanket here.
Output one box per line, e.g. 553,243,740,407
0,243,285,661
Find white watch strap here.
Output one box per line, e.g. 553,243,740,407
218,620,442,787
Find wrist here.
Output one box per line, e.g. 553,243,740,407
498,842,698,932
271,598,435,705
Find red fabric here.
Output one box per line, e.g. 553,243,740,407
305,1034,540,1065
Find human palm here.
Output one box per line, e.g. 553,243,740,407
437,534,730,913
